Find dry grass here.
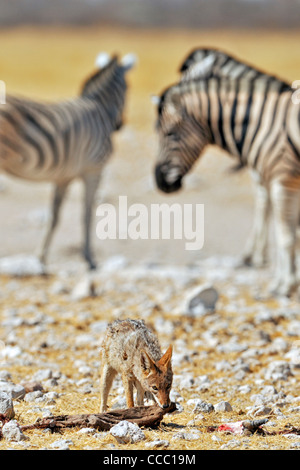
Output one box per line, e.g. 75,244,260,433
0,268,299,450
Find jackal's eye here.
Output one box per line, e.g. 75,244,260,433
152,386,158,392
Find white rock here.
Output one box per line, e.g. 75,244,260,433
24,391,44,403
214,401,233,412
110,420,145,444
252,406,272,417
145,439,169,449
33,369,53,382
0,381,26,400
185,284,219,316
0,391,15,418
71,274,96,301
0,345,22,360
192,399,214,414
0,255,44,276
77,427,97,435
172,431,201,441
50,439,74,450
264,361,293,381
2,420,27,442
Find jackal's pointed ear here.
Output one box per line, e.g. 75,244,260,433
158,345,172,369
141,350,156,375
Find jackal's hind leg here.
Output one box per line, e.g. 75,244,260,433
99,363,117,413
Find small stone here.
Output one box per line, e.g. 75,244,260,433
24,390,44,402
192,399,214,414
50,439,74,450
0,381,26,400
251,406,272,417
0,391,15,418
71,274,96,301
0,371,12,381
145,439,169,448
212,434,223,442
33,369,53,382
2,420,27,442
21,381,44,394
172,431,201,441
77,427,97,435
110,420,145,444
264,361,293,381
185,284,219,316
0,255,44,276
214,401,233,412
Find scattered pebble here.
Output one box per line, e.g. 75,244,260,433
0,391,15,419
2,420,27,442
214,401,233,412
110,420,146,444
50,439,74,450
0,256,299,450
184,284,219,316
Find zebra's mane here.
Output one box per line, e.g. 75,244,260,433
179,48,291,90
80,56,120,98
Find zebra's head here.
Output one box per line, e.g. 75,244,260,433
81,52,137,132
154,84,211,194
179,48,221,82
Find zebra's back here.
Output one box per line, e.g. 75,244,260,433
0,95,111,182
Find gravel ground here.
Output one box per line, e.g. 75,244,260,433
0,255,300,450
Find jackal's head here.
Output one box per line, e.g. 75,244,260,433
140,345,173,409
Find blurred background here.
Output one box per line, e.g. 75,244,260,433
0,0,299,28
0,0,299,269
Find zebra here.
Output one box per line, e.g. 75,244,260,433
153,57,300,296
179,47,285,83
0,52,136,270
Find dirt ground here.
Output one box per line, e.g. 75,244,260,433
0,26,300,451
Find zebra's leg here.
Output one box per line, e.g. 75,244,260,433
242,179,270,267
269,181,300,296
82,173,100,270
38,181,69,266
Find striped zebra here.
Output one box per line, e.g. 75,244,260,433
179,47,284,82
154,52,300,296
0,52,136,270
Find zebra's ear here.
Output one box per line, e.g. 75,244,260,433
121,53,137,71
95,52,111,69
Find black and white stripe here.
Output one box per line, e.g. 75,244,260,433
179,47,289,83
0,52,136,269
154,50,300,296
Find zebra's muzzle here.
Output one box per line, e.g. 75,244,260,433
155,164,182,193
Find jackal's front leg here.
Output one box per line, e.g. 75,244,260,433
135,381,145,406
122,373,135,408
